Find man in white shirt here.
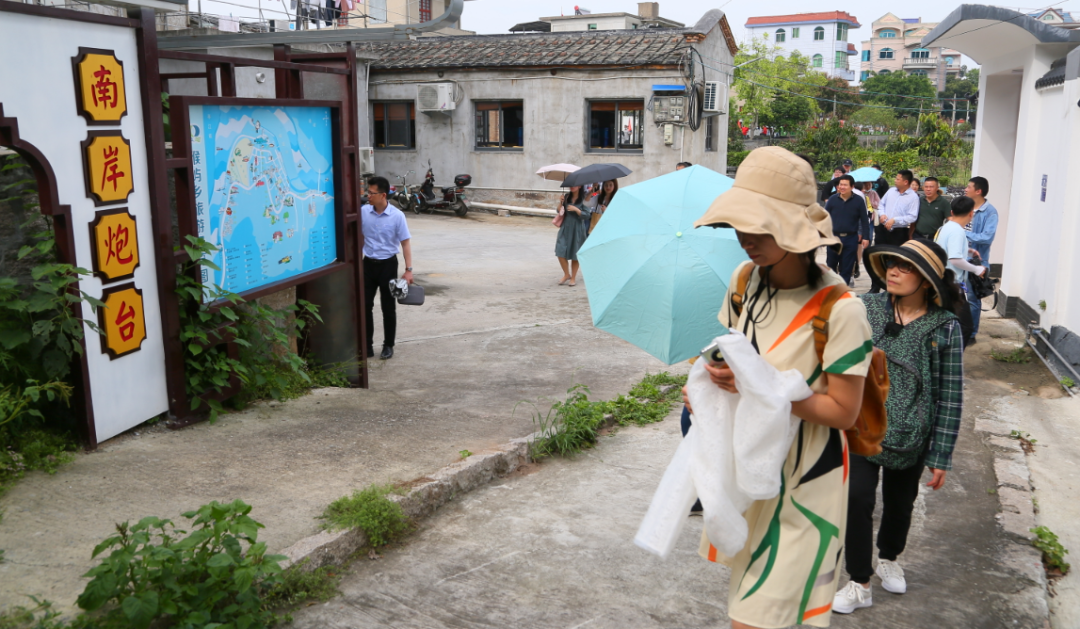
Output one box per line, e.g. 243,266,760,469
868,169,921,292
936,196,986,348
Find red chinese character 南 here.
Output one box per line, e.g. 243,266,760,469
114,300,136,342
100,145,126,192
92,65,119,109
104,225,133,266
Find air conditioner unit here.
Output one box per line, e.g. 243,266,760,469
703,81,728,114
417,83,456,113
358,147,374,176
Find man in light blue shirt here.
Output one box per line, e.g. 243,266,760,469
936,196,987,348
869,169,920,292
362,176,413,360
963,176,998,342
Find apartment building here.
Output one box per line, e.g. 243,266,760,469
744,11,861,82
858,13,961,87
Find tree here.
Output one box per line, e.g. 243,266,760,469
732,35,828,134
860,72,936,116
940,68,979,124
815,76,862,120
761,94,815,131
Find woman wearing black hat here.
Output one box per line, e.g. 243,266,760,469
833,239,966,615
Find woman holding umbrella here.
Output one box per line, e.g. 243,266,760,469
690,147,873,629
555,186,590,286
590,180,618,234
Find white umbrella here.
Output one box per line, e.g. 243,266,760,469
536,163,580,182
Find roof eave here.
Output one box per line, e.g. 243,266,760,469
922,3,1080,64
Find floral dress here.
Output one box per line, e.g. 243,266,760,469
699,261,873,628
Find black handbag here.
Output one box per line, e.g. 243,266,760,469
966,260,999,310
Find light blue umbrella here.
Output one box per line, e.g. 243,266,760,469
577,165,748,365
849,166,883,183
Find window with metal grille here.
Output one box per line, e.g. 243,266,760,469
419,0,431,22
372,102,415,149
475,101,524,150
588,100,644,152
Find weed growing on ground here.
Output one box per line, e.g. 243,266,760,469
262,559,341,610
0,429,78,499
523,372,689,458
0,598,73,629
459,450,472,459
1039,300,1047,311
1062,377,1076,389
990,347,1030,364
1031,525,1071,575
320,484,409,547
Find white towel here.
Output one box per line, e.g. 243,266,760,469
633,332,812,559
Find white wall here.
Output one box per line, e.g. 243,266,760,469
972,69,1022,267
551,16,639,32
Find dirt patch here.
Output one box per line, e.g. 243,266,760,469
963,317,1064,399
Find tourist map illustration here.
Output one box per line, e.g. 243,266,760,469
188,104,337,299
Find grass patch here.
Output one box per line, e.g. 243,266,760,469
0,598,71,629
1031,525,1071,576
522,372,688,459
0,429,78,500
990,347,1030,364
262,559,342,610
1062,377,1076,389
319,484,410,547
233,358,352,408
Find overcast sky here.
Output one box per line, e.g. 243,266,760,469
459,0,994,67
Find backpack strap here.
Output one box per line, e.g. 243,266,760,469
729,263,755,318
812,285,851,366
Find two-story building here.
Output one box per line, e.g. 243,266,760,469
858,13,961,87
744,11,861,83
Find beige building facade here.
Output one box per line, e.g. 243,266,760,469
858,13,961,87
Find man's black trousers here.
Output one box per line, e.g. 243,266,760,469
869,225,911,292
826,234,859,285
363,255,398,351
844,453,926,584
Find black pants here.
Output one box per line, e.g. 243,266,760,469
845,453,926,583
681,406,703,513
364,255,398,351
826,234,859,285
869,225,911,292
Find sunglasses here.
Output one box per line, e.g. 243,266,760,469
883,257,917,274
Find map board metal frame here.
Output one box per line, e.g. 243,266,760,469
170,96,347,305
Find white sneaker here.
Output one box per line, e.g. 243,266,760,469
876,559,907,594
832,580,872,614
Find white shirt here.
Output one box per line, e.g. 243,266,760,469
877,187,920,230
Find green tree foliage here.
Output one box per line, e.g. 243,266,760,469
940,68,979,123
885,113,965,158
761,94,815,131
860,72,936,116
732,36,828,132
816,76,862,120
793,117,859,175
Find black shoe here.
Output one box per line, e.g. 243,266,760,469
689,499,703,517
367,347,375,358
380,345,394,360
853,264,861,279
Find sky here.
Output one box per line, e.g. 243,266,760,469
457,0,1003,67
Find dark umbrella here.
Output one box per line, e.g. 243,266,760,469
560,163,632,188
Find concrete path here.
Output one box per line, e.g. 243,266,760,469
0,212,673,611
289,395,1046,629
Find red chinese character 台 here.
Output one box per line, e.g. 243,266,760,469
114,300,136,342
100,145,126,193
104,225,133,266
92,65,119,109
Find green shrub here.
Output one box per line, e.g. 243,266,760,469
727,150,750,170
262,559,341,609
1031,525,1071,575
320,484,409,547
76,500,286,629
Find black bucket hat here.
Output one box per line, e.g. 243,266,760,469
863,238,951,307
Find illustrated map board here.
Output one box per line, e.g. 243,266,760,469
0,11,169,443
188,105,338,298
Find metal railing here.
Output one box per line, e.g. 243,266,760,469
903,56,939,66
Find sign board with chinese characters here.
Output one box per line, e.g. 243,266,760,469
0,10,168,444
186,103,338,299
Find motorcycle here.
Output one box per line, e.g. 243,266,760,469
388,171,417,213
415,161,472,217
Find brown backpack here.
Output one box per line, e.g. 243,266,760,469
731,265,888,457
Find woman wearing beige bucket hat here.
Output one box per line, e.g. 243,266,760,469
832,238,966,616
688,147,874,629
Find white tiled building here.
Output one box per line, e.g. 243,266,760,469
744,11,860,83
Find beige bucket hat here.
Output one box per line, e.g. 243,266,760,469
694,146,840,251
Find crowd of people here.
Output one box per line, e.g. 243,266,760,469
670,147,996,628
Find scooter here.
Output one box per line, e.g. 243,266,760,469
416,161,472,217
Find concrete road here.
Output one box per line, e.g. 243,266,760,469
290,398,1045,629
0,212,674,611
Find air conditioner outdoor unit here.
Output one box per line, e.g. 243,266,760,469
358,147,375,175
702,81,728,114
417,83,456,112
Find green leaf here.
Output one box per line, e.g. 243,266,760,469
188,343,204,356
121,590,159,628
76,572,117,611
0,328,31,349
